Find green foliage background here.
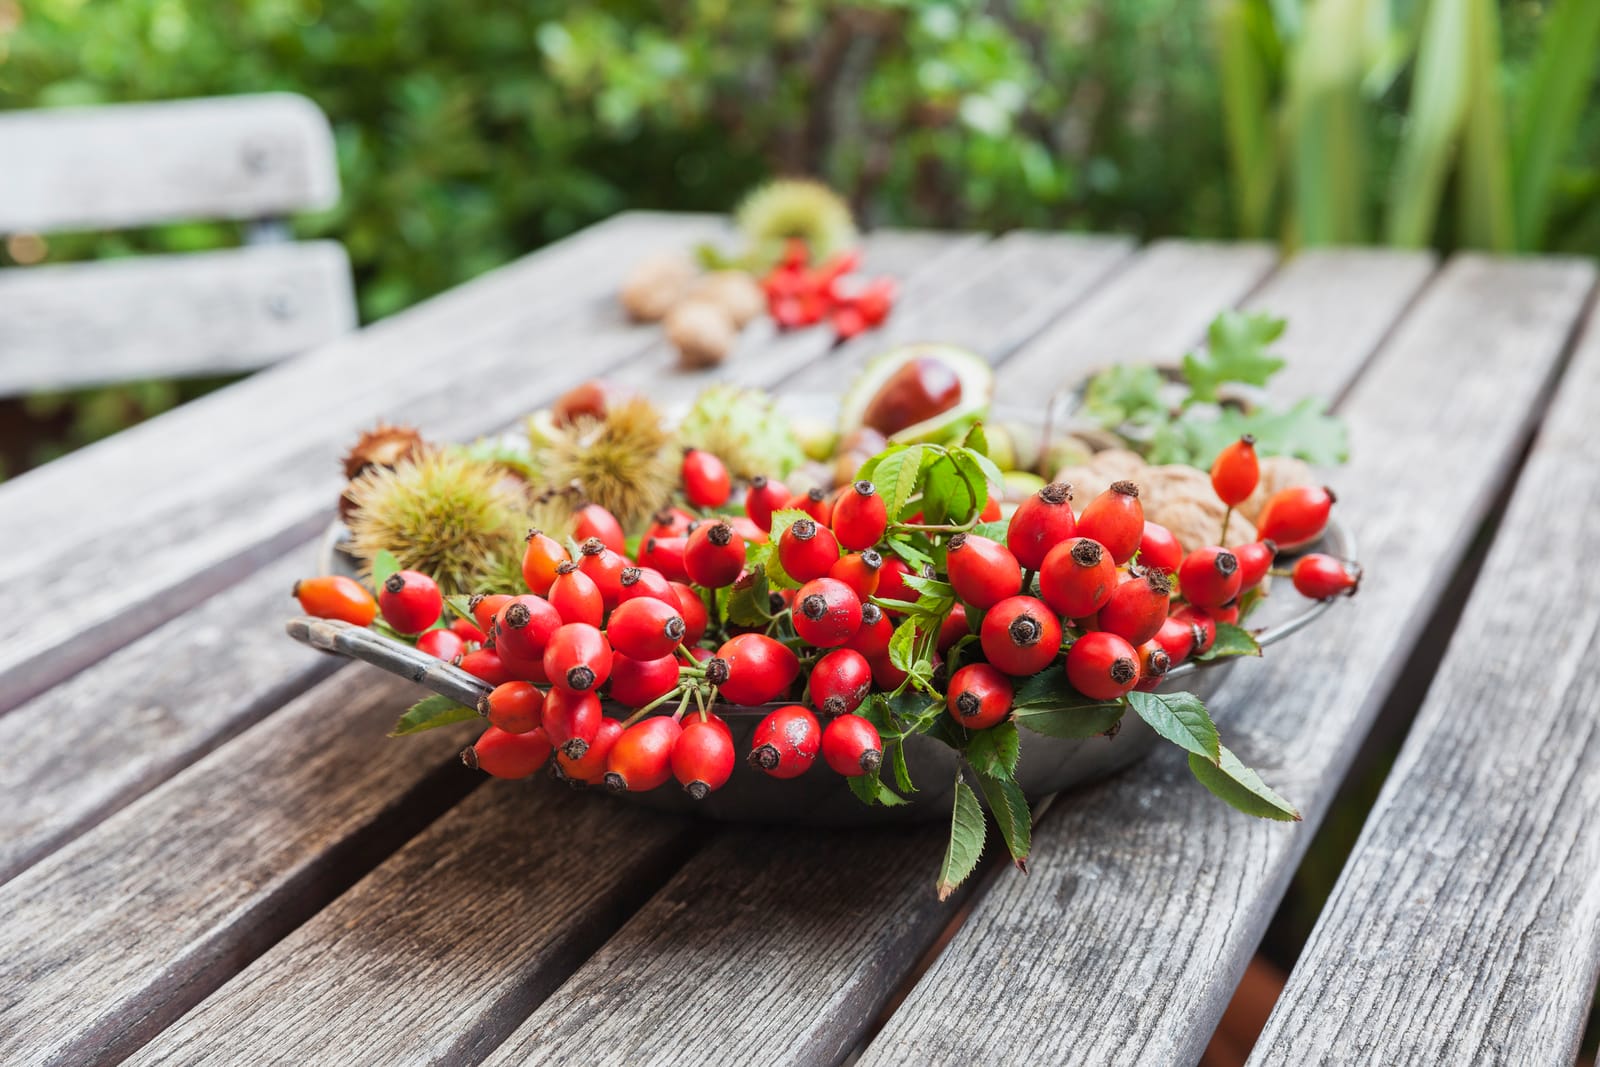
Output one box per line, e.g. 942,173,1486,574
0,0,1594,473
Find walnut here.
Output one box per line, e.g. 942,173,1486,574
619,253,696,322
1055,448,1149,514
689,271,766,328
1142,464,1257,552
665,300,737,368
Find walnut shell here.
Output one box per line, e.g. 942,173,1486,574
666,300,737,368
620,253,696,322
1142,464,1258,553
1054,448,1149,515
689,271,766,328
1239,455,1316,526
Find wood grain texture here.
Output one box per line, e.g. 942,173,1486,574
472,240,1282,1066
0,666,484,1067
484,826,966,1067
0,226,969,887
0,213,727,713
1242,246,1438,403
992,238,1279,410
581,229,993,413
0,553,337,885
129,784,699,1067
779,231,1138,401
80,233,1122,1064
1250,298,1600,1065
0,93,338,232
859,254,1597,1067
0,242,356,394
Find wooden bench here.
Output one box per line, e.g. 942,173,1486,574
0,94,355,395
0,214,1594,1065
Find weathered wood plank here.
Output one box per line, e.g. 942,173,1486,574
779,231,1139,400
0,553,335,884
1250,298,1600,1065
859,254,1596,1066
127,785,698,1067
0,94,338,233
0,668,483,1067
467,241,1281,1064
1247,247,1437,403
0,213,726,713
60,233,1134,1061
992,238,1279,411
599,229,994,413
0,227,973,897
0,242,356,394
483,827,959,1067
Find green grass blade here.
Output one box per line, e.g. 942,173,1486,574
1286,0,1376,245
1455,0,1515,251
1510,0,1600,249
1212,0,1283,237
1385,0,1469,248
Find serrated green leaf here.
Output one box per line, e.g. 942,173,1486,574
874,444,927,522
854,443,902,486
1013,700,1126,738
889,738,915,793
724,566,774,626
889,616,920,672
444,594,478,623
973,769,1032,870
1184,311,1287,404
937,777,987,901
957,445,1005,493
390,695,478,737
1183,398,1348,468
1189,745,1301,821
1127,690,1221,761
1085,363,1166,426
965,721,1020,778
901,572,955,600
371,549,401,592
970,520,1011,542
947,449,990,525
961,422,989,457
848,771,910,807
884,534,935,570
918,454,959,526
1197,622,1262,660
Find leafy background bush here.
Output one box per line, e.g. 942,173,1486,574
0,0,1594,476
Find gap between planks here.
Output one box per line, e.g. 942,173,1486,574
1248,283,1600,1065
858,253,1596,1066
471,240,1291,1067
0,226,1052,1063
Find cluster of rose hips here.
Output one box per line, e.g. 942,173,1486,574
295,431,1359,802
762,240,896,340
939,435,1355,727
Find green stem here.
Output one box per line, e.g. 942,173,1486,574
892,514,981,535
624,685,685,727
1220,506,1233,544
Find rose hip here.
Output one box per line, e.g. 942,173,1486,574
461,726,552,779
293,575,378,626
1076,481,1144,565
821,714,883,777
1006,481,1077,570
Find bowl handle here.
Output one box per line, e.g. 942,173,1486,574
286,616,493,708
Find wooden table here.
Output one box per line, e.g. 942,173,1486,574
2,213,1597,1066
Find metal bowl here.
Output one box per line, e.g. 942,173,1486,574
292,517,1352,825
